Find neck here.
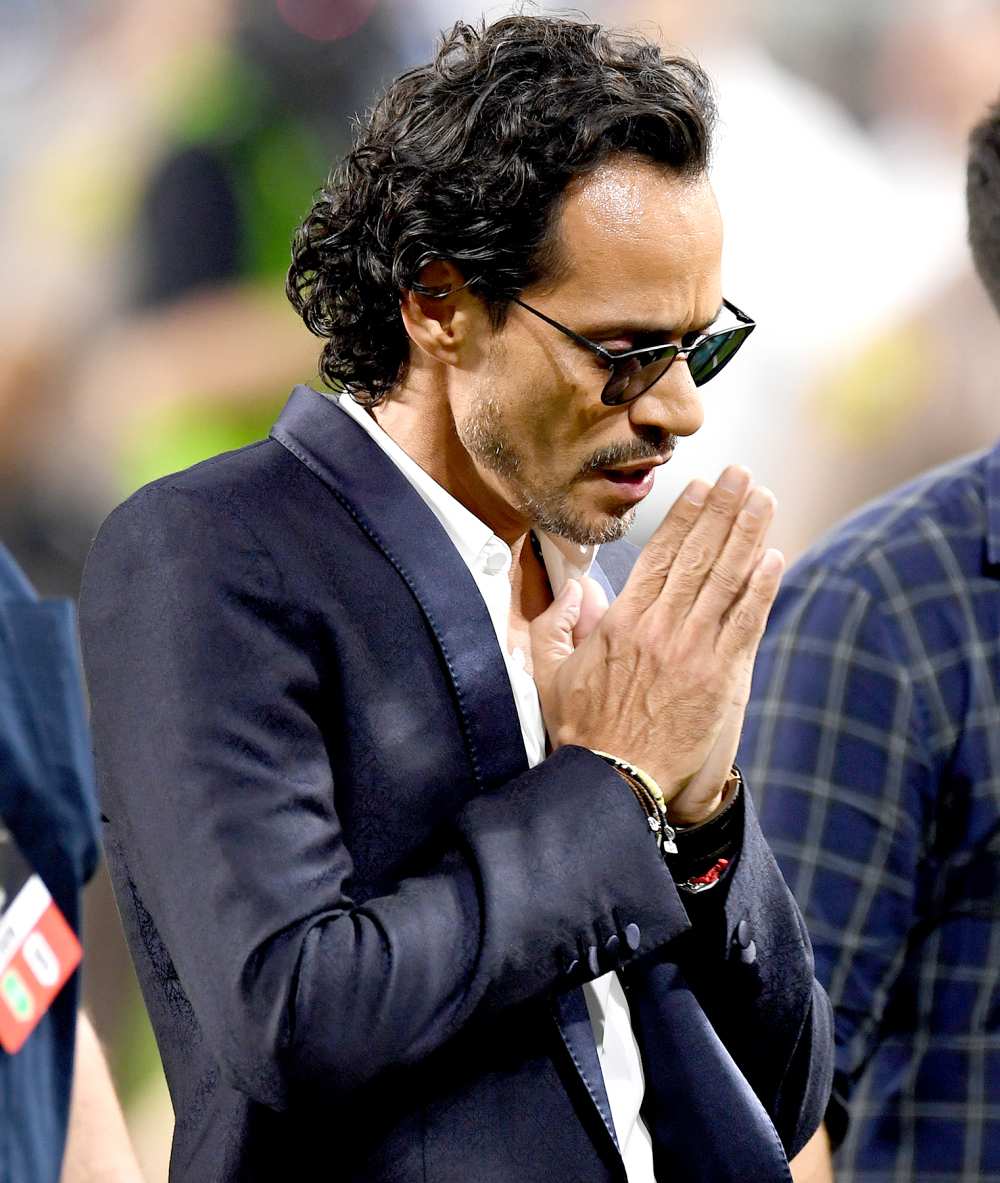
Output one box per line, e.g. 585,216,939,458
370,380,530,547
510,528,554,622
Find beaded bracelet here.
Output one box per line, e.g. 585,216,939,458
591,752,743,877
591,750,678,856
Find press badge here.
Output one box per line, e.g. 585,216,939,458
0,823,81,1053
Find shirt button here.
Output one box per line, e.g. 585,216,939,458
484,549,507,574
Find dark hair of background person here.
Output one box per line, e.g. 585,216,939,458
968,93,1000,314
286,14,717,404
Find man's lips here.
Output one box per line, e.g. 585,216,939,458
588,453,671,503
594,454,671,483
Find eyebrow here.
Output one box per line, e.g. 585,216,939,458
583,302,724,341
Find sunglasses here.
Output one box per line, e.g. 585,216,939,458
510,296,756,406
413,278,755,407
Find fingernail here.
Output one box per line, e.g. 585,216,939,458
742,488,772,518
718,465,749,494
685,480,709,506
759,549,784,574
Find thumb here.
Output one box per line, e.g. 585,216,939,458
572,575,610,646
530,579,583,674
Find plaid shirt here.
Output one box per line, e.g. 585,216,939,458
740,443,1000,1183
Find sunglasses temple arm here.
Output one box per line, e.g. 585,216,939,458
510,297,616,361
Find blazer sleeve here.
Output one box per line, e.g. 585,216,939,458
80,485,695,1110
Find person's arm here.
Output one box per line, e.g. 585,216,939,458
60,1012,144,1183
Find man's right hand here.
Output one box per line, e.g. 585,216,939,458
531,465,784,825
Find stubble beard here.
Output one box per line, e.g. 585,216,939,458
458,393,643,546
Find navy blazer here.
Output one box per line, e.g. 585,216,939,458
80,387,831,1182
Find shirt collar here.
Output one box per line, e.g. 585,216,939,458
338,393,597,587
0,544,36,602
987,439,1000,567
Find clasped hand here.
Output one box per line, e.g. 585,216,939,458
531,466,784,826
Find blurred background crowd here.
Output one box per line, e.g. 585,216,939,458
3,0,999,1175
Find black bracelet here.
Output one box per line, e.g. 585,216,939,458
667,769,744,889
589,750,744,887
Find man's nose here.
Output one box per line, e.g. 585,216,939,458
625,362,704,438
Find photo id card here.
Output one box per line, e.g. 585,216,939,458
0,823,82,1053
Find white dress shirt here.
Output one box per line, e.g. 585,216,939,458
339,393,656,1181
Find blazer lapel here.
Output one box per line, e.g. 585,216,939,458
549,497,621,1174
271,386,527,793
270,387,623,1168
551,989,623,1169
629,960,792,1182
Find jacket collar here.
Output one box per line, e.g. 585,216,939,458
273,385,590,794
271,387,617,794
336,391,600,589
986,439,1000,567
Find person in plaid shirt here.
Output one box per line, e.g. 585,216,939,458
740,97,1000,1183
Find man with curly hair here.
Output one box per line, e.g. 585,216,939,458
80,15,832,1182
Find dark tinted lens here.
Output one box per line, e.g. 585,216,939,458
601,347,677,406
688,327,751,387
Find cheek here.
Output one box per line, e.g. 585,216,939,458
487,333,606,463
521,394,599,480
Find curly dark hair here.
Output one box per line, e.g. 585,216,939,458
968,94,1000,315
287,14,716,403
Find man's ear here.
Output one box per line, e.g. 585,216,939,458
400,260,477,367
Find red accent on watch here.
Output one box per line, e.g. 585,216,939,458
685,858,730,888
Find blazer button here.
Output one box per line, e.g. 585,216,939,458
624,923,641,952
735,918,753,949
564,957,580,978
740,940,757,966
587,945,601,977
604,934,620,960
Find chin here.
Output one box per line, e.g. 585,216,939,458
532,501,637,546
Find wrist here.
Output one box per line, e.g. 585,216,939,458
669,784,727,827
669,769,744,893
673,770,741,828
590,750,678,857
590,750,744,892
